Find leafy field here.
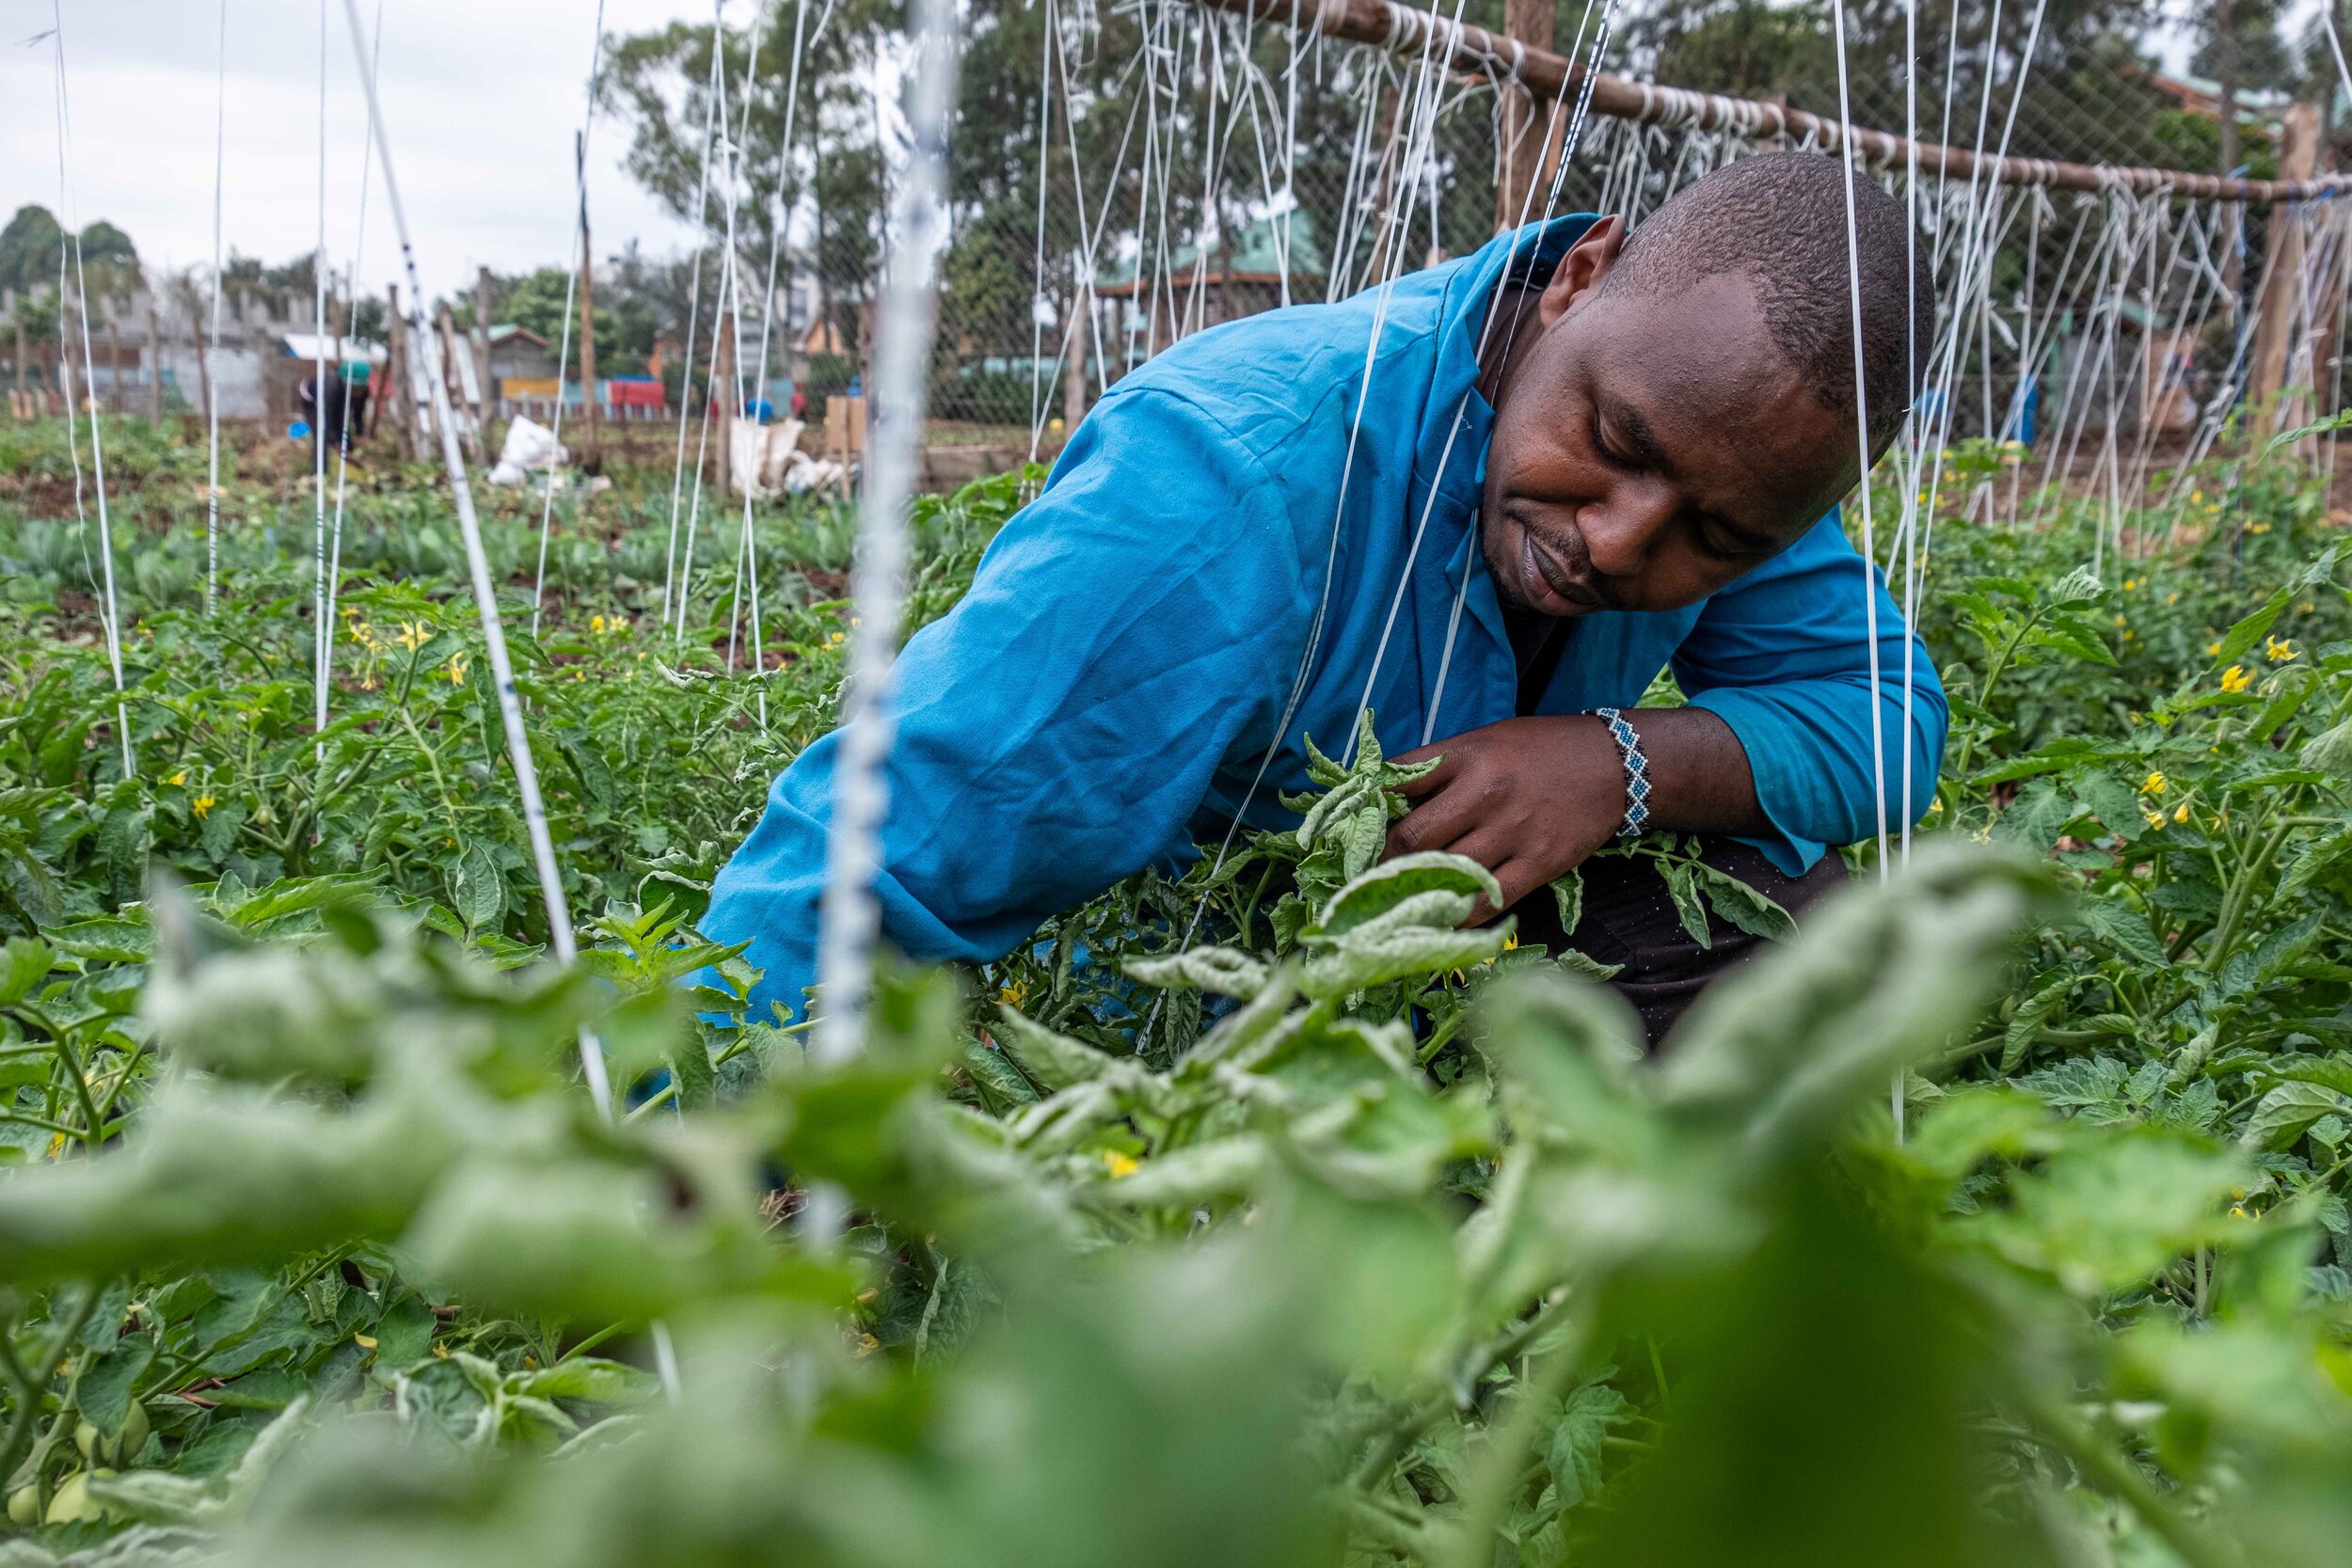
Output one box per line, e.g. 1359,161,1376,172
4,416,2352,1566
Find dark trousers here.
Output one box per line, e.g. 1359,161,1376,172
1506,837,1848,1049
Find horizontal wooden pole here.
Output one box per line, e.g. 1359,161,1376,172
1198,0,2349,204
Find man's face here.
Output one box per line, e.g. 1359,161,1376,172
1479,220,1859,618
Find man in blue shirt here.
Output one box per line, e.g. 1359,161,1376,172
707,151,1945,1040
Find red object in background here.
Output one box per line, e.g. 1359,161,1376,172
606,378,664,410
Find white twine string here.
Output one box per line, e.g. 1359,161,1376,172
725,0,818,721
803,0,962,1247
318,0,385,718
49,3,132,780
660,8,729,631
204,0,229,618
333,0,615,1123
311,0,330,749
530,0,613,639
676,12,771,643
1826,0,1890,891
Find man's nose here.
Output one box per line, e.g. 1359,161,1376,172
1583,480,1677,578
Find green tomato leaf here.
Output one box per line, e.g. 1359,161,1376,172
448,842,505,935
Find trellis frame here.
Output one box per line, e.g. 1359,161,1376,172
1195,0,2352,204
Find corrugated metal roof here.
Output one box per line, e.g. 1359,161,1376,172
277,333,388,364
1094,212,1327,293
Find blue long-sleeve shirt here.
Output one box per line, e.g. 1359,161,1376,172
706,215,1946,1023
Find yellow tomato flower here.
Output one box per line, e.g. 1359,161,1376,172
446,653,469,687
2248,521,2271,534
192,795,215,818
2141,771,2166,796
590,614,606,634
2220,665,2252,693
2266,637,2296,662
2205,641,2222,657
2112,614,2127,627
2166,592,2179,605
166,769,185,786
2122,578,2137,591
1100,1149,1139,1180
2173,801,2189,823
998,980,1027,1008
2143,810,2166,831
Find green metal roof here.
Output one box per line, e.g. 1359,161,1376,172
1094,211,1327,293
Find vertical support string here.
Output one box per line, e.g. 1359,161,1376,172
660,8,730,632
205,0,230,618
730,0,818,723
333,0,619,1130
808,0,960,1041
312,0,331,747
531,0,614,638
319,0,385,710
49,3,133,780
1826,0,1891,893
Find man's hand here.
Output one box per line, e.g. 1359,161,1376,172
1385,708,1769,924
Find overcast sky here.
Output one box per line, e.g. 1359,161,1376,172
0,1,717,302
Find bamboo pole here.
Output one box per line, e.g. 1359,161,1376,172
1191,0,2352,203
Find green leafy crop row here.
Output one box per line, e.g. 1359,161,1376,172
0,420,2347,1567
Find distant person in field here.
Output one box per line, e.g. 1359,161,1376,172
297,363,371,462
707,151,1944,1045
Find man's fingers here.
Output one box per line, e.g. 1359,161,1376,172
1385,782,1485,857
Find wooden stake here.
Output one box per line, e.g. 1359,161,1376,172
106,310,124,415
710,308,735,490
1492,0,1554,234
473,264,494,408
578,187,600,467
2250,103,2320,442
383,282,409,460
145,295,164,420
1063,286,1089,433
190,288,213,428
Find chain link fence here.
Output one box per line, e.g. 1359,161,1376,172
810,1,2332,469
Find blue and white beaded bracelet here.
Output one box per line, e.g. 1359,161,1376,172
1592,706,1651,838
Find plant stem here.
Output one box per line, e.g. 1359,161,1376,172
0,1281,104,1490
1441,1298,1597,1568
2018,1383,2237,1568
1348,1292,1575,1493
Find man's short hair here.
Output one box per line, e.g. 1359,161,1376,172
1600,150,1935,450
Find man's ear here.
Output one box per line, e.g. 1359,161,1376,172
1536,214,1626,328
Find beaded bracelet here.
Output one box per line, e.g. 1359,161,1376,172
1592,706,1651,838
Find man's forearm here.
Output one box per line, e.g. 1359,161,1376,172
1617,706,1770,840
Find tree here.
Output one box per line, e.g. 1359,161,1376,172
2193,0,2296,98
0,206,65,296
0,206,136,299
495,266,619,374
